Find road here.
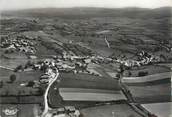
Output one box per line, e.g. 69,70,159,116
41,69,59,117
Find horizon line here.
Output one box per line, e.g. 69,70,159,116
1,6,172,12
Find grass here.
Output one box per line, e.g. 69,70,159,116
0,96,43,104
0,68,14,79
16,70,42,81
0,67,42,82
0,67,43,96
0,104,41,117
1,8,171,116
127,83,171,103
142,102,172,117
123,65,171,77
80,103,142,117
48,73,122,107
0,57,28,69
0,82,40,96
57,73,120,90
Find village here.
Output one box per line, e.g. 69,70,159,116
0,5,172,117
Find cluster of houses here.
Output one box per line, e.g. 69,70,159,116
49,106,80,117
14,49,161,80
13,51,111,78
39,68,56,84
33,55,101,76
0,35,36,54
115,51,161,67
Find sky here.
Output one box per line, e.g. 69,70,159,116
0,0,172,10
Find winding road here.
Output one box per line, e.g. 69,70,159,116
41,69,59,117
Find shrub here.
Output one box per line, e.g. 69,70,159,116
14,65,24,72
138,71,148,77
9,74,16,83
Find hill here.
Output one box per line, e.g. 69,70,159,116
1,7,172,19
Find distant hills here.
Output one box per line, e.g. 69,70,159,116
1,7,172,19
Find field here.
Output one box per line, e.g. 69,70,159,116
80,103,142,117
1,7,172,61
48,73,124,107
142,102,172,117
0,67,43,96
0,68,42,81
127,83,171,103
0,7,171,117
52,73,120,90
123,64,171,77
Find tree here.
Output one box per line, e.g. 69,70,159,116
116,73,121,79
128,71,132,76
27,81,35,87
40,65,48,72
138,71,148,77
119,64,124,73
14,65,24,72
9,74,16,83
0,81,3,88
